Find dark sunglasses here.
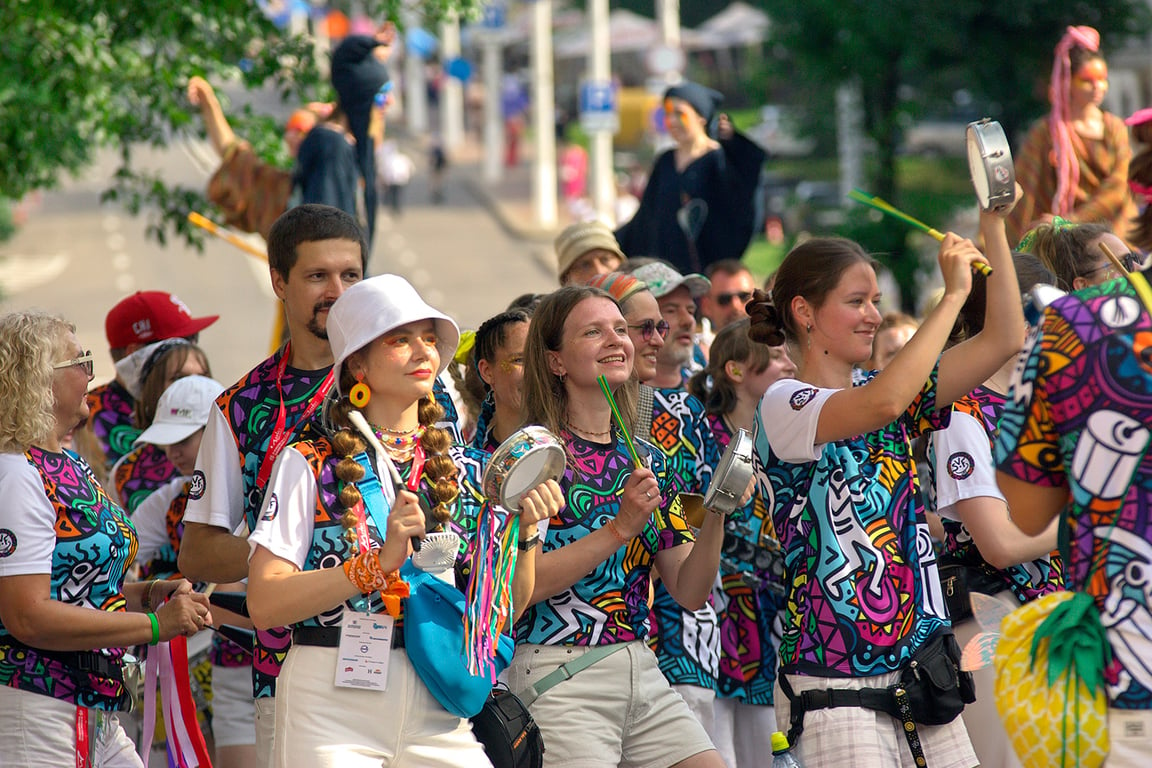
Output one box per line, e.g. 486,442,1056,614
628,319,671,341
716,290,753,307
1082,252,1139,278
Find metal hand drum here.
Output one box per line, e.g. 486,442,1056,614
702,428,754,516
967,119,1016,212
482,425,566,512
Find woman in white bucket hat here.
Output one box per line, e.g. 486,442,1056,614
247,274,563,768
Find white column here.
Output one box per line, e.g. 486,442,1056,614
657,0,680,50
531,0,558,228
482,35,504,183
402,15,429,135
588,0,615,222
440,14,465,151
836,81,865,205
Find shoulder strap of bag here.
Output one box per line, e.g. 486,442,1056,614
516,644,627,707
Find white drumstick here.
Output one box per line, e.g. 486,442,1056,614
347,410,423,552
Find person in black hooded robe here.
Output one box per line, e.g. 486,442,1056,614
616,82,766,275
328,26,394,249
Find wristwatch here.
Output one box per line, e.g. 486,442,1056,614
517,531,542,551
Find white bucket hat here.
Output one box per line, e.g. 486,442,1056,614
134,375,224,447
327,274,460,393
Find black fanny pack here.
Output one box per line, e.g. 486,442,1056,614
470,688,544,768
780,631,975,767
938,561,1009,622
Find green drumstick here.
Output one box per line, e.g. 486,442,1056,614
597,375,643,470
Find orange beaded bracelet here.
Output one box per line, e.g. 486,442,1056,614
605,518,630,546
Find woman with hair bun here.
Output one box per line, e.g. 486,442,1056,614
467,309,532,452
748,204,1023,767
246,275,563,768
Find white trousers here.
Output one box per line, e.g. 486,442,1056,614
0,685,142,768
712,697,778,768
273,644,492,768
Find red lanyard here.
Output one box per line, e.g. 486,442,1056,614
352,445,426,552
255,343,335,490
75,706,90,768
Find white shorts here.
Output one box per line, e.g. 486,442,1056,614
0,685,143,768
255,696,275,768
507,641,716,768
1104,707,1152,768
210,664,256,747
776,671,978,768
274,644,491,768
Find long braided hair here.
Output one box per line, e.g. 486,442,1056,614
328,364,460,550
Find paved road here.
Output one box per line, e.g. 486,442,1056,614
0,134,557,388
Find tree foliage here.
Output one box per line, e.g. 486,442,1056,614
751,0,1150,309
0,0,482,245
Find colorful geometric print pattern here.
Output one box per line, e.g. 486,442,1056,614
433,377,464,446
136,482,249,668
86,380,140,468
752,368,950,677
278,437,488,630
0,448,137,710
515,433,694,646
649,387,719,497
215,350,331,699
709,413,783,704
470,393,498,453
994,279,1152,710
646,390,720,689
113,444,178,515
926,387,1064,605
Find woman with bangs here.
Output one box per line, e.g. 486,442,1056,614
510,285,726,768
748,200,1023,767
687,318,795,767
466,309,531,452
246,275,561,768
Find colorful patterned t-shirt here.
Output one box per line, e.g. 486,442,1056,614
515,433,695,646
183,347,332,699
709,413,784,705
647,387,721,689
85,380,139,469
927,387,1063,605
0,449,138,710
994,280,1152,710
250,439,489,631
753,370,951,678
112,443,178,514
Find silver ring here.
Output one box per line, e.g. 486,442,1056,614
645,491,652,500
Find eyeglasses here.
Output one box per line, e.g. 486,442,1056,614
628,319,670,341
53,351,94,378
1082,252,1139,279
715,291,753,307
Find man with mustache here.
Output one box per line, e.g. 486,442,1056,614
179,204,366,767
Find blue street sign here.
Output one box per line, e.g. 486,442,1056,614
579,80,619,133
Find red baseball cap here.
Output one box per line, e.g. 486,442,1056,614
105,291,219,348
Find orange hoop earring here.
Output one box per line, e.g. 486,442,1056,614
349,372,371,408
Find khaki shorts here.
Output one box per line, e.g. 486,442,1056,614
775,671,978,768
508,641,715,768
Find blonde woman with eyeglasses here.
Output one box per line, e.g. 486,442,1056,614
0,310,211,767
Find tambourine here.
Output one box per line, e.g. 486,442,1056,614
966,118,1016,212
702,428,754,516
482,425,566,512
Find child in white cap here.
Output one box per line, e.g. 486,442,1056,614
132,375,259,767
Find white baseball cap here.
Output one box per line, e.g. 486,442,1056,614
134,375,224,447
631,262,710,299
327,274,460,393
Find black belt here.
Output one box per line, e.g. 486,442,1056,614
797,686,897,718
292,624,404,649
0,639,123,684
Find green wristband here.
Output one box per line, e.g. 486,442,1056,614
147,612,160,646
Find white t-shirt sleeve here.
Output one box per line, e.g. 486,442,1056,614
247,447,317,570
757,379,838,463
0,455,58,577
931,410,1004,519
183,405,245,532
131,477,184,567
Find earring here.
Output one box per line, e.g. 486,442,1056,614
349,371,371,407
806,324,813,351
731,367,743,376
558,372,566,384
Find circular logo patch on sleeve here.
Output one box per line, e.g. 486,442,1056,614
262,493,279,522
789,388,818,411
0,529,17,558
947,452,975,480
188,470,206,500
